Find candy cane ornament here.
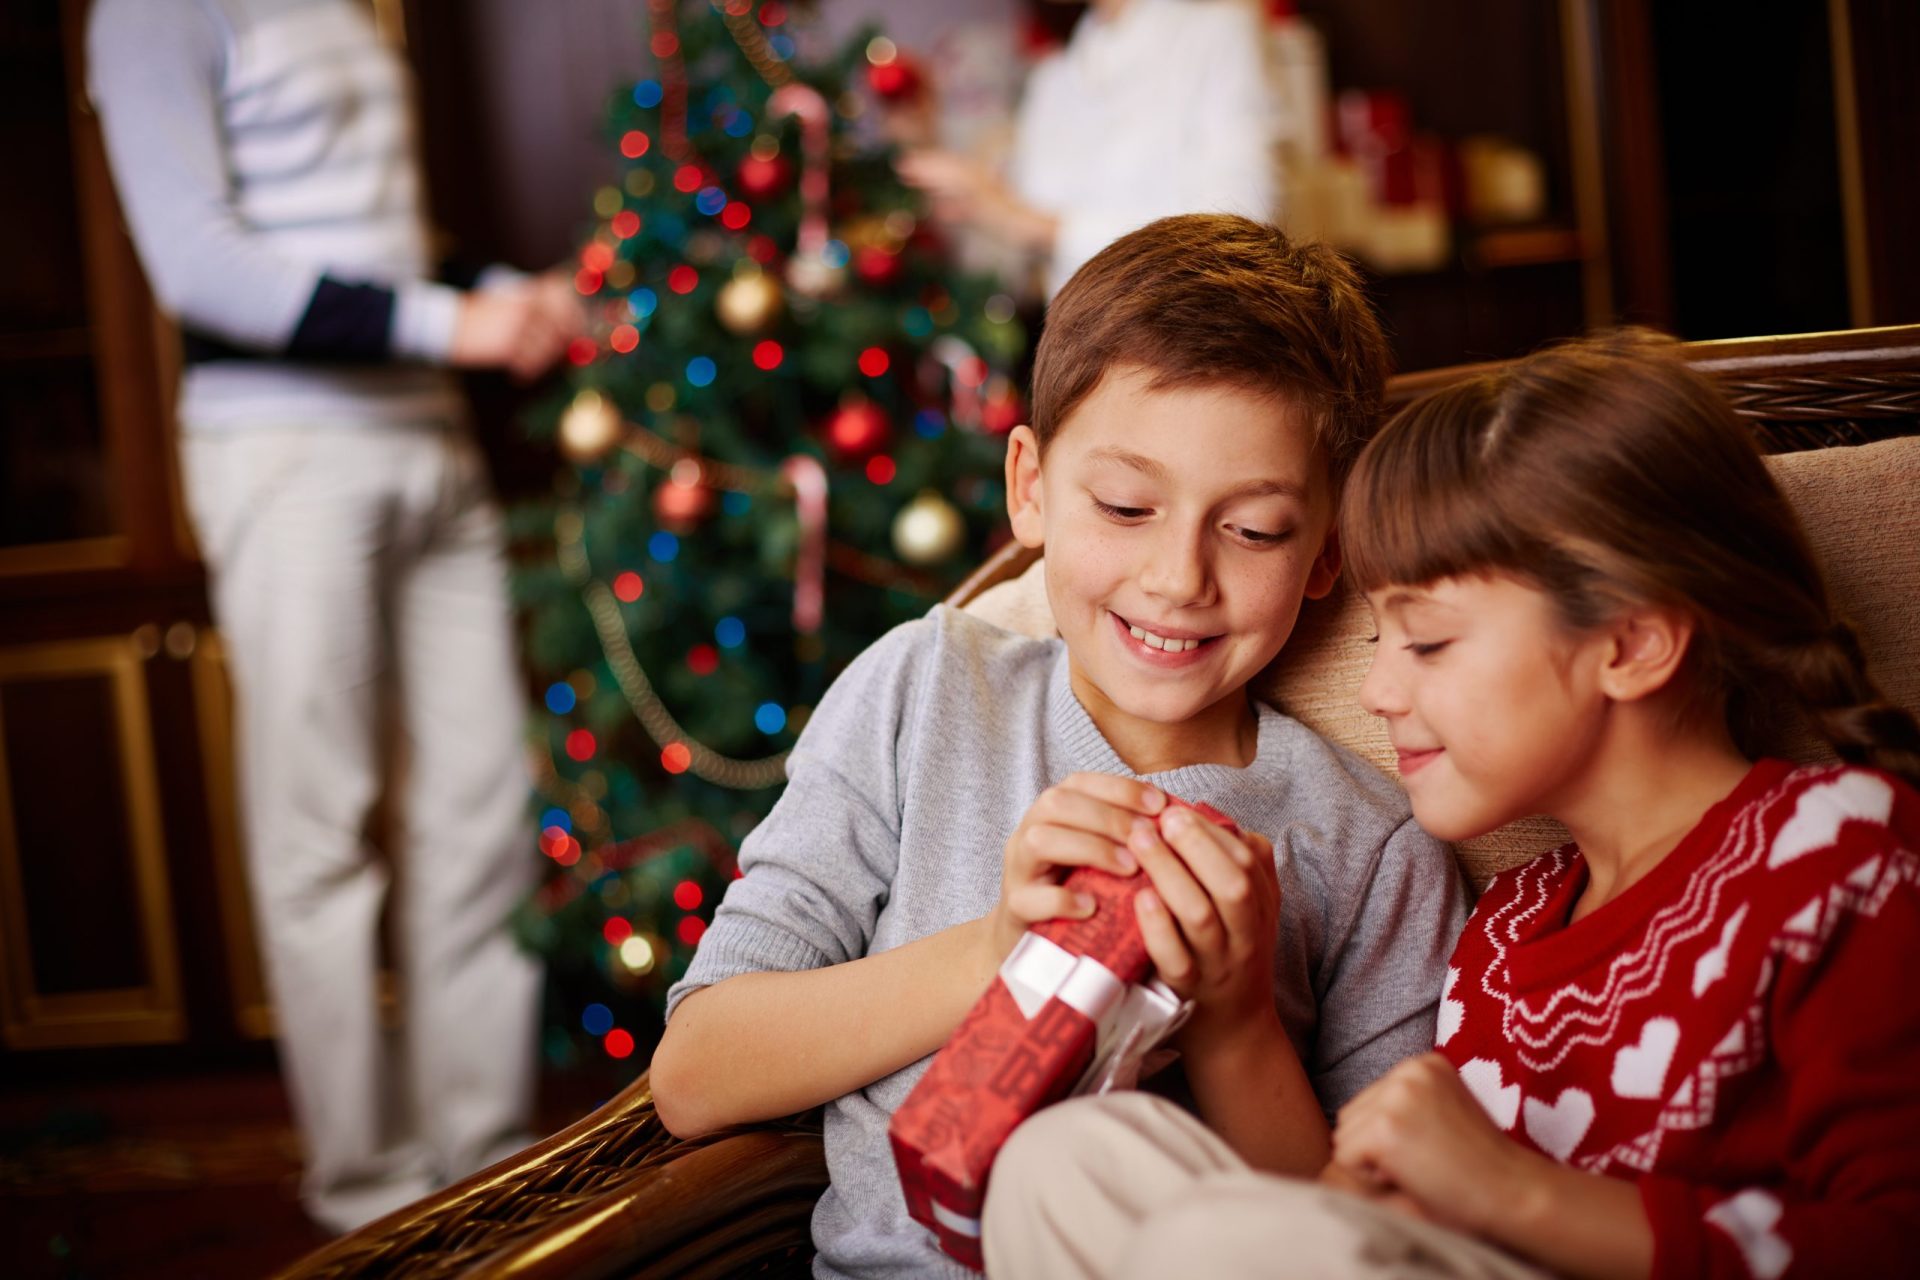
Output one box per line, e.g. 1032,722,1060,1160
767,83,844,298
780,454,828,634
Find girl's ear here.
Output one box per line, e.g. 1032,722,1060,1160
1598,606,1695,703
1004,425,1046,549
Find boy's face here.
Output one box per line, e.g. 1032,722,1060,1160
1005,365,1339,761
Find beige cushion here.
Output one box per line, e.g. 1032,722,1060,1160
963,436,1920,888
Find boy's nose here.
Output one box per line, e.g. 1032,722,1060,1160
1138,529,1210,606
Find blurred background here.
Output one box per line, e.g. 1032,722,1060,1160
2,0,1916,1275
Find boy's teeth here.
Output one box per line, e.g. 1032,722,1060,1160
1127,623,1199,652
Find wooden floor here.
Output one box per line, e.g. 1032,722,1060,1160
0,1064,610,1279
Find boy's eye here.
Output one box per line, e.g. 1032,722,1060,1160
1234,526,1291,545
1091,498,1150,520
1406,640,1452,657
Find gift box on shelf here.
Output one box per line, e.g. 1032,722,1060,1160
888,800,1238,1269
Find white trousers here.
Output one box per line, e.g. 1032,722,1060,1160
983,1093,1554,1280
182,422,541,1232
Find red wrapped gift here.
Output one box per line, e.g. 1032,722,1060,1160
889,799,1239,1269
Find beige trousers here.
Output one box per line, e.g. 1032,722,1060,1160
982,1092,1554,1280
182,422,540,1232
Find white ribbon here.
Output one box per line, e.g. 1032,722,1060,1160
996,934,1193,1097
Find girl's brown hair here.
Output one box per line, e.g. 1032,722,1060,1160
1340,328,1920,786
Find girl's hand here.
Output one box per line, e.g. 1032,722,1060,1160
989,774,1163,960
1329,1052,1541,1235
1127,805,1282,1048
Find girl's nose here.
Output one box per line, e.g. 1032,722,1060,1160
1358,646,1405,718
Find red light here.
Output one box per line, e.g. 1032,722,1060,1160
650,32,680,57
539,825,568,856
752,340,783,370
673,880,704,911
719,202,751,230
604,1028,635,1059
746,235,777,263
960,356,989,387
583,243,616,272
620,131,650,159
759,2,786,27
858,347,890,377
602,917,633,945
609,324,639,354
574,268,603,295
865,455,896,485
553,836,580,867
676,915,707,945
687,644,719,675
613,571,644,602
668,265,698,294
567,337,598,366
673,164,703,193
611,210,641,238
661,742,692,774
565,728,596,761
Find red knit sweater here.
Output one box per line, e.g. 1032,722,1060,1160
1438,759,1920,1280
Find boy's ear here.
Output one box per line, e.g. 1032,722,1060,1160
1304,524,1342,601
1597,606,1694,703
1004,424,1046,549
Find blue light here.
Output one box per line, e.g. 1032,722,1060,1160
695,186,727,216
629,287,658,319
544,682,577,714
541,806,572,833
633,80,663,108
715,616,746,649
913,409,947,439
649,531,680,561
821,239,850,268
581,1003,614,1035
901,306,934,337
686,356,717,387
769,33,795,59
724,110,754,138
722,490,751,515
754,702,787,734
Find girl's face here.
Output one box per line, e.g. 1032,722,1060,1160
1359,574,1616,841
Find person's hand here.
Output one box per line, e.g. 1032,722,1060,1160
449,281,574,382
526,267,587,347
1125,805,1282,1049
989,774,1164,961
1328,1052,1541,1235
896,148,1058,252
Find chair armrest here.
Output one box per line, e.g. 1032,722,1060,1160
274,1071,827,1280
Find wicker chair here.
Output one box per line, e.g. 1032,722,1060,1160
277,324,1920,1279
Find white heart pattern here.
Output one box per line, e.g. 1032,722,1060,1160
1457,1058,1520,1131
1691,903,1748,997
1704,1189,1793,1280
1769,772,1894,867
1612,1017,1681,1100
1436,967,1464,1047
1522,1087,1595,1161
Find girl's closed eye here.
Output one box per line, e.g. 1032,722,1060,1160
1406,639,1452,657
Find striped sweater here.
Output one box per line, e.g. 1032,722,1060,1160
87,0,487,429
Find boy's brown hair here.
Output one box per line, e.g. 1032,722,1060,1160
1030,213,1391,484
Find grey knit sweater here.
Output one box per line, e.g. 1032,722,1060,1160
669,606,1469,1280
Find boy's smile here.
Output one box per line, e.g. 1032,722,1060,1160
1005,366,1339,773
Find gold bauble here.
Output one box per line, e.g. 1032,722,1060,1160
786,249,848,300
558,389,625,463
891,490,967,566
715,273,785,335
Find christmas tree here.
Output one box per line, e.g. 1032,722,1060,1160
511,0,1026,1071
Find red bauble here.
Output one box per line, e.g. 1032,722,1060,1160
866,54,924,103
825,400,891,457
981,386,1024,435
855,244,903,286
654,478,716,528
735,154,793,199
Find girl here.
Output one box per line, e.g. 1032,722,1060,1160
981,330,1920,1280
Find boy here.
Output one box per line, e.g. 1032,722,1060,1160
652,214,1468,1279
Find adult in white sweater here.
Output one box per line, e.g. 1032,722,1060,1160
87,0,571,1232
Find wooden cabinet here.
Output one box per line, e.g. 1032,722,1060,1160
0,1,268,1062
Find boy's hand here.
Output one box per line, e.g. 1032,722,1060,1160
1127,804,1281,1047
989,773,1164,959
